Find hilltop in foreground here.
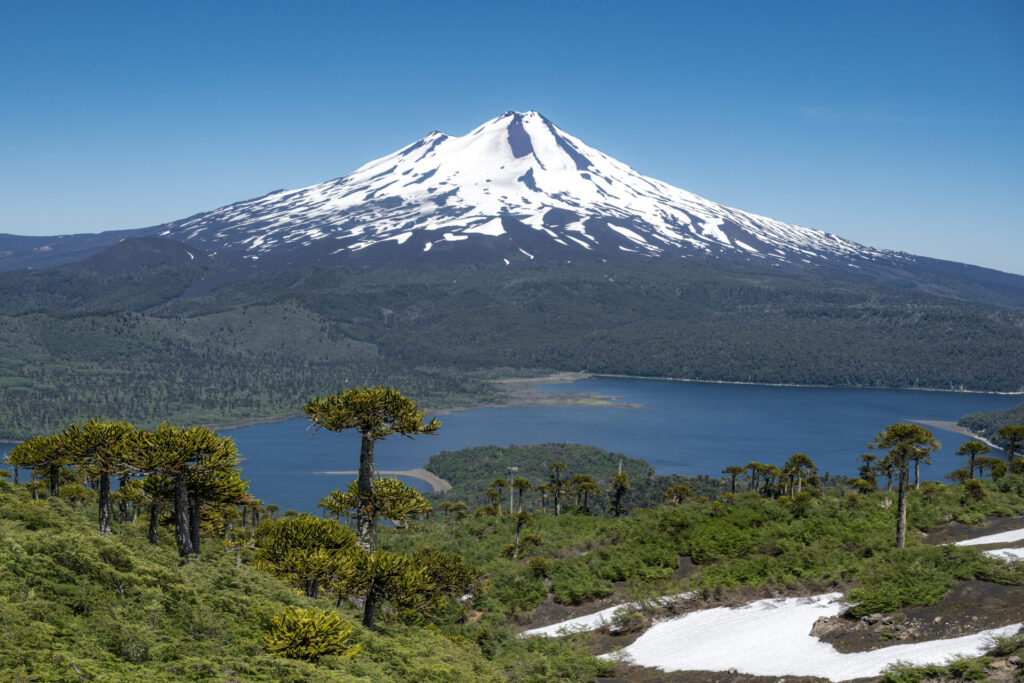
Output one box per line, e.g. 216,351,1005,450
3,440,1024,682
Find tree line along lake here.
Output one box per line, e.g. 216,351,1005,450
2,376,1020,513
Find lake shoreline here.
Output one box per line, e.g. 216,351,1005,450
4,372,1017,445
910,419,1002,451
315,468,452,493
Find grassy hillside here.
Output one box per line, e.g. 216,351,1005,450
3,444,1024,680
0,478,615,682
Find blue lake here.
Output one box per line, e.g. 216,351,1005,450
2,377,1020,513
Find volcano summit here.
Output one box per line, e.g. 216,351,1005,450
144,110,896,267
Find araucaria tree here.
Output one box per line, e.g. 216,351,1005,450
304,386,440,552
998,425,1024,465
60,419,138,535
512,476,532,513
783,453,817,495
722,466,744,494
956,440,990,479
7,435,73,497
255,514,356,599
869,423,939,549
609,472,632,517
548,461,567,516
142,423,247,557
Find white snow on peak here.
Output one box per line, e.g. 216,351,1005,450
154,110,902,264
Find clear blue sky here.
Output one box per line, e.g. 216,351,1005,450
1,1,1021,273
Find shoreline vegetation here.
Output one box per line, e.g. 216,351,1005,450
910,419,1003,451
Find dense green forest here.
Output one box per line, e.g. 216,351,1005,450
960,402,1024,443
422,443,859,513
3,259,1024,438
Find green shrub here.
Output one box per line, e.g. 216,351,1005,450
263,606,361,663
847,546,983,616
945,655,991,680
547,561,614,605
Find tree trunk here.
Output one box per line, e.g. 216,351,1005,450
12,466,18,485
189,494,202,555
98,474,112,535
896,463,909,549
913,459,920,489
48,466,59,497
173,473,194,557
306,579,319,599
730,476,736,495
969,457,975,479
362,585,377,630
356,435,377,552
117,474,130,522
148,502,159,544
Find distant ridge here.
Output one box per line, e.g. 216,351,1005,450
2,111,1024,307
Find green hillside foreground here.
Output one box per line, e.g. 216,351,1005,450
5,449,1024,681
0,479,606,682
4,259,1024,438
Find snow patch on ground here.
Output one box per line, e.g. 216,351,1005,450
521,593,694,638
604,593,1020,681
985,547,1024,561
955,528,1024,546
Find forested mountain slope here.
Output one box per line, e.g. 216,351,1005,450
1,259,1023,439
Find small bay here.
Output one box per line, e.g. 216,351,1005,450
2,377,1020,513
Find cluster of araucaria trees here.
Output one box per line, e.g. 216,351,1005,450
471,461,632,518
719,453,821,499
3,420,249,557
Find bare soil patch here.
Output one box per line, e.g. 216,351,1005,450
813,580,1024,653
923,515,1024,545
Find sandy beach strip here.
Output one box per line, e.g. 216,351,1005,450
909,419,1002,450
315,468,452,493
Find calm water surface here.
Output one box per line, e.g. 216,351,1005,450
2,377,1020,513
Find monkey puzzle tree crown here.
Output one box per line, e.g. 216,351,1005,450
303,386,441,441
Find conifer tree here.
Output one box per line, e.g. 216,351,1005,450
512,476,532,513
783,454,817,495
304,386,440,551
609,472,632,517
255,514,356,598
335,550,431,630
140,423,245,557
722,466,744,494
663,484,692,505
998,425,1024,464
8,435,72,497
956,440,990,479
869,423,939,549
548,461,567,516
59,419,137,535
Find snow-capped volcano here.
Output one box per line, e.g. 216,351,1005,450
148,111,898,266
